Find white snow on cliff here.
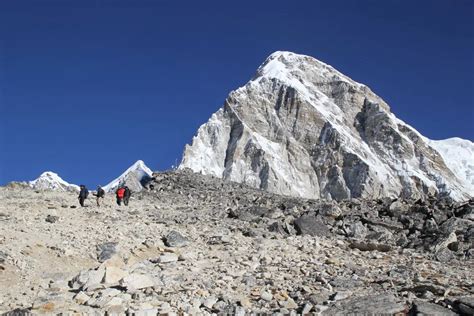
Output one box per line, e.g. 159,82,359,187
428,138,474,194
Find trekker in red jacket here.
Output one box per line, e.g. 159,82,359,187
116,187,125,206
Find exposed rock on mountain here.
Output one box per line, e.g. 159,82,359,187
180,51,473,201
28,171,79,192
103,160,153,193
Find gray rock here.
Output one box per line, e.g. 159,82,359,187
423,218,438,233
389,200,409,215
70,266,106,291
325,294,406,314
268,222,287,234
2,309,32,316
433,232,457,262
294,214,329,236
202,296,218,309
260,291,273,301
157,253,179,263
0,251,8,264
413,301,457,315
120,274,155,291
345,221,367,239
96,242,118,262
301,302,313,314
319,203,342,218
455,296,474,315
235,306,246,316
164,230,189,247
349,242,391,252
45,215,59,223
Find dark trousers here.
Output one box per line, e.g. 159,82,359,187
123,196,129,206
116,197,122,205
79,197,85,207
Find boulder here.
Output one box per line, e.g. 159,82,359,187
455,296,474,315
164,230,189,247
413,301,457,315
103,266,128,285
97,242,119,263
120,274,155,291
294,214,330,237
319,203,342,218
349,242,391,252
324,294,406,314
70,266,105,291
345,221,367,239
433,232,457,262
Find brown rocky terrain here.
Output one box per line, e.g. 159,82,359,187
0,169,473,315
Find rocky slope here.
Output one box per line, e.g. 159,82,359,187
1,170,472,315
180,51,473,201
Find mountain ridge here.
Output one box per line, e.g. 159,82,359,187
24,160,153,193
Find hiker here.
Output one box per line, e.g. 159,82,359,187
78,185,89,207
123,186,131,206
94,186,105,207
116,186,125,206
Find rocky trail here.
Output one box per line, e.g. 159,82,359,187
0,169,473,315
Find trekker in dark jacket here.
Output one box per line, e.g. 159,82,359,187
123,186,131,206
78,185,89,207
95,186,105,207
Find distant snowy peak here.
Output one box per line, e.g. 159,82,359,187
103,160,153,193
428,138,474,194
29,171,79,192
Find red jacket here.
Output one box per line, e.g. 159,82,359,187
116,188,125,198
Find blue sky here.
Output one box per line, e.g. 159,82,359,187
0,0,473,187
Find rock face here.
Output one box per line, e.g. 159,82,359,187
180,51,473,201
28,171,79,192
103,160,153,193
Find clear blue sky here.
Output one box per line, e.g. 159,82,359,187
1,0,473,187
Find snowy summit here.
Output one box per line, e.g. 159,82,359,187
29,171,79,192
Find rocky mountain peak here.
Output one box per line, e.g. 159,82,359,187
180,51,473,201
103,160,153,193
29,171,79,192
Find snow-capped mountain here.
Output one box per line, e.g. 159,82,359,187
180,51,473,201
103,160,153,192
29,171,79,192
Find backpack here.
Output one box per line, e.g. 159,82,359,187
98,188,105,197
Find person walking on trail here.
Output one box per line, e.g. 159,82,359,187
123,186,131,206
95,186,105,207
116,186,125,206
78,185,89,207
